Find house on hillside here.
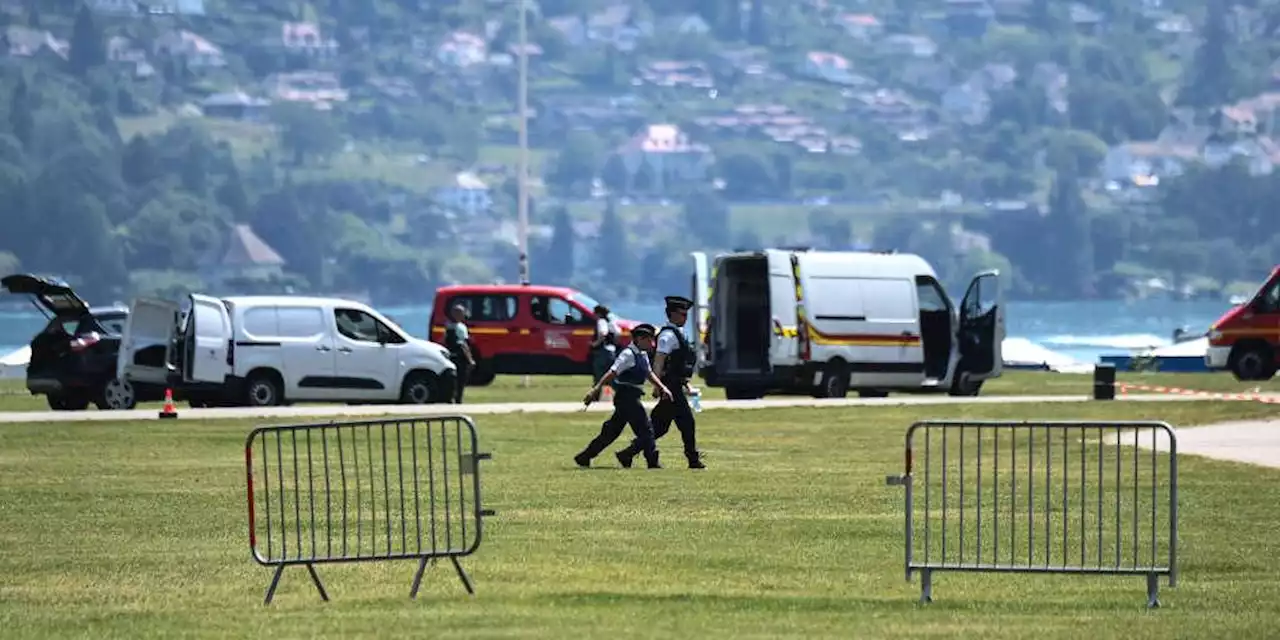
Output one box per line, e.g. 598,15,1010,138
941,81,991,125
2,26,69,62
433,172,492,216
835,13,883,41
801,51,860,85
279,22,338,58
877,34,937,58
201,91,271,121
205,225,286,289
658,14,711,36
90,0,140,14
153,30,224,69
608,124,713,194
1100,141,1198,184
265,71,348,107
436,31,486,68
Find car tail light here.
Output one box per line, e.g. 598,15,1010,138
70,332,102,352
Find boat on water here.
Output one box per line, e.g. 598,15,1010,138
1099,335,1210,373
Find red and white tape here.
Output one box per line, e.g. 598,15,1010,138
1118,383,1280,404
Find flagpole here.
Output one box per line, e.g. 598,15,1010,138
518,0,531,388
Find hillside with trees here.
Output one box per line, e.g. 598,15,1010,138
0,0,1277,306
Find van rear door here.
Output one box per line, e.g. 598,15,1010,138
186,294,232,384
118,297,178,385
690,251,712,370
767,251,800,368
957,270,1004,381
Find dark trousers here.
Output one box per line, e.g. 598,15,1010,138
625,386,697,458
578,387,658,465
451,355,471,404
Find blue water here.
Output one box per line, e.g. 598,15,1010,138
0,299,1232,365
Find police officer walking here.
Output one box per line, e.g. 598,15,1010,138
574,323,672,469
444,304,475,404
615,296,705,469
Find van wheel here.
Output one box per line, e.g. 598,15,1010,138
815,362,849,398
1230,344,1276,381
400,371,443,404
47,393,89,411
95,378,138,410
244,372,283,407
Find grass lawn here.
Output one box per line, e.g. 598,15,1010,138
0,370,1276,413
0,401,1277,637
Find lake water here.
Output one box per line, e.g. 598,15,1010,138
0,299,1231,366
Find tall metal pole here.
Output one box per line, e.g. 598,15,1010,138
516,0,530,286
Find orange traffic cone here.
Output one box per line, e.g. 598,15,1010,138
159,388,178,419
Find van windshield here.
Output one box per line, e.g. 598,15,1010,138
567,292,600,311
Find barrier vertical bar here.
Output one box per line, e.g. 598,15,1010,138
442,420,453,550
456,418,468,545
366,424,375,558
411,420,423,555
941,427,948,563
1151,426,1157,570
307,428,316,560
977,425,982,565
1061,428,1067,567
1044,427,1050,568
323,427,332,558
1115,424,1121,569
1027,424,1033,565
1010,425,1016,567
923,426,930,568
262,433,272,560
1132,426,1139,569
397,420,407,555
960,424,965,565
277,431,287,559
1080,426,1085,566
338,426,348,558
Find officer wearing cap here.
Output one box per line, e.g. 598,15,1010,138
573,323,672,469
615,295,705,469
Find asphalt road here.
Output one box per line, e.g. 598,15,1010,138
0,393,1218,424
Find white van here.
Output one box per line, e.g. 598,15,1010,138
117,294,458,407
690,249,1004,399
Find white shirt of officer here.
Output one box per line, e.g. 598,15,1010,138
595,315,621,351
655,325,682,356
609,345,650,376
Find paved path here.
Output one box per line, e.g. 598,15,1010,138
0,393,1217,424
1110,419,1280,469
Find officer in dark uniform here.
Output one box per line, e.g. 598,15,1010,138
573,323,672,469
615,295,705,469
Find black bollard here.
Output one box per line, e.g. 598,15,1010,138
1093,363,1116,400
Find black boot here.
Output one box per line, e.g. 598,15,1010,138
644,451,662,469
573,451,591,468
615,445,637,468
686,451,706,469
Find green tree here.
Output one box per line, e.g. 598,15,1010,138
68,4,107,76
1046,167,1094,298
122,191,230,271
541,206,576,283
1177,0,1235,108
546,130,602,195
681,189,730,247
8,76,33,150
594,198,634,282
272,103,343,165
747,0,767,46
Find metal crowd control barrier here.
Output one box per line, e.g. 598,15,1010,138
886,420,1177,608
245,415,494,605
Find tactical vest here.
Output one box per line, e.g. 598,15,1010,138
611,345,650,389
444,322,467,358
594,319,617,348
659,324,696,386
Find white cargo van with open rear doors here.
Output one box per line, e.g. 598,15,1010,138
689,249,1004,399
117,294,458,407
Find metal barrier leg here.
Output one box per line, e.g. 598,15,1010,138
264,565,286,605
920,568,933,604
1146,573,1160,609
306,564,330,602
451,556,476,595
410,558,432,599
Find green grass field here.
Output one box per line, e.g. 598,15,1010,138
0,401,1277,638
0,370,1273,413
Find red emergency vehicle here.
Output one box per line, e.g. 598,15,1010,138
1206,265,1280,381
428,284,637,385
